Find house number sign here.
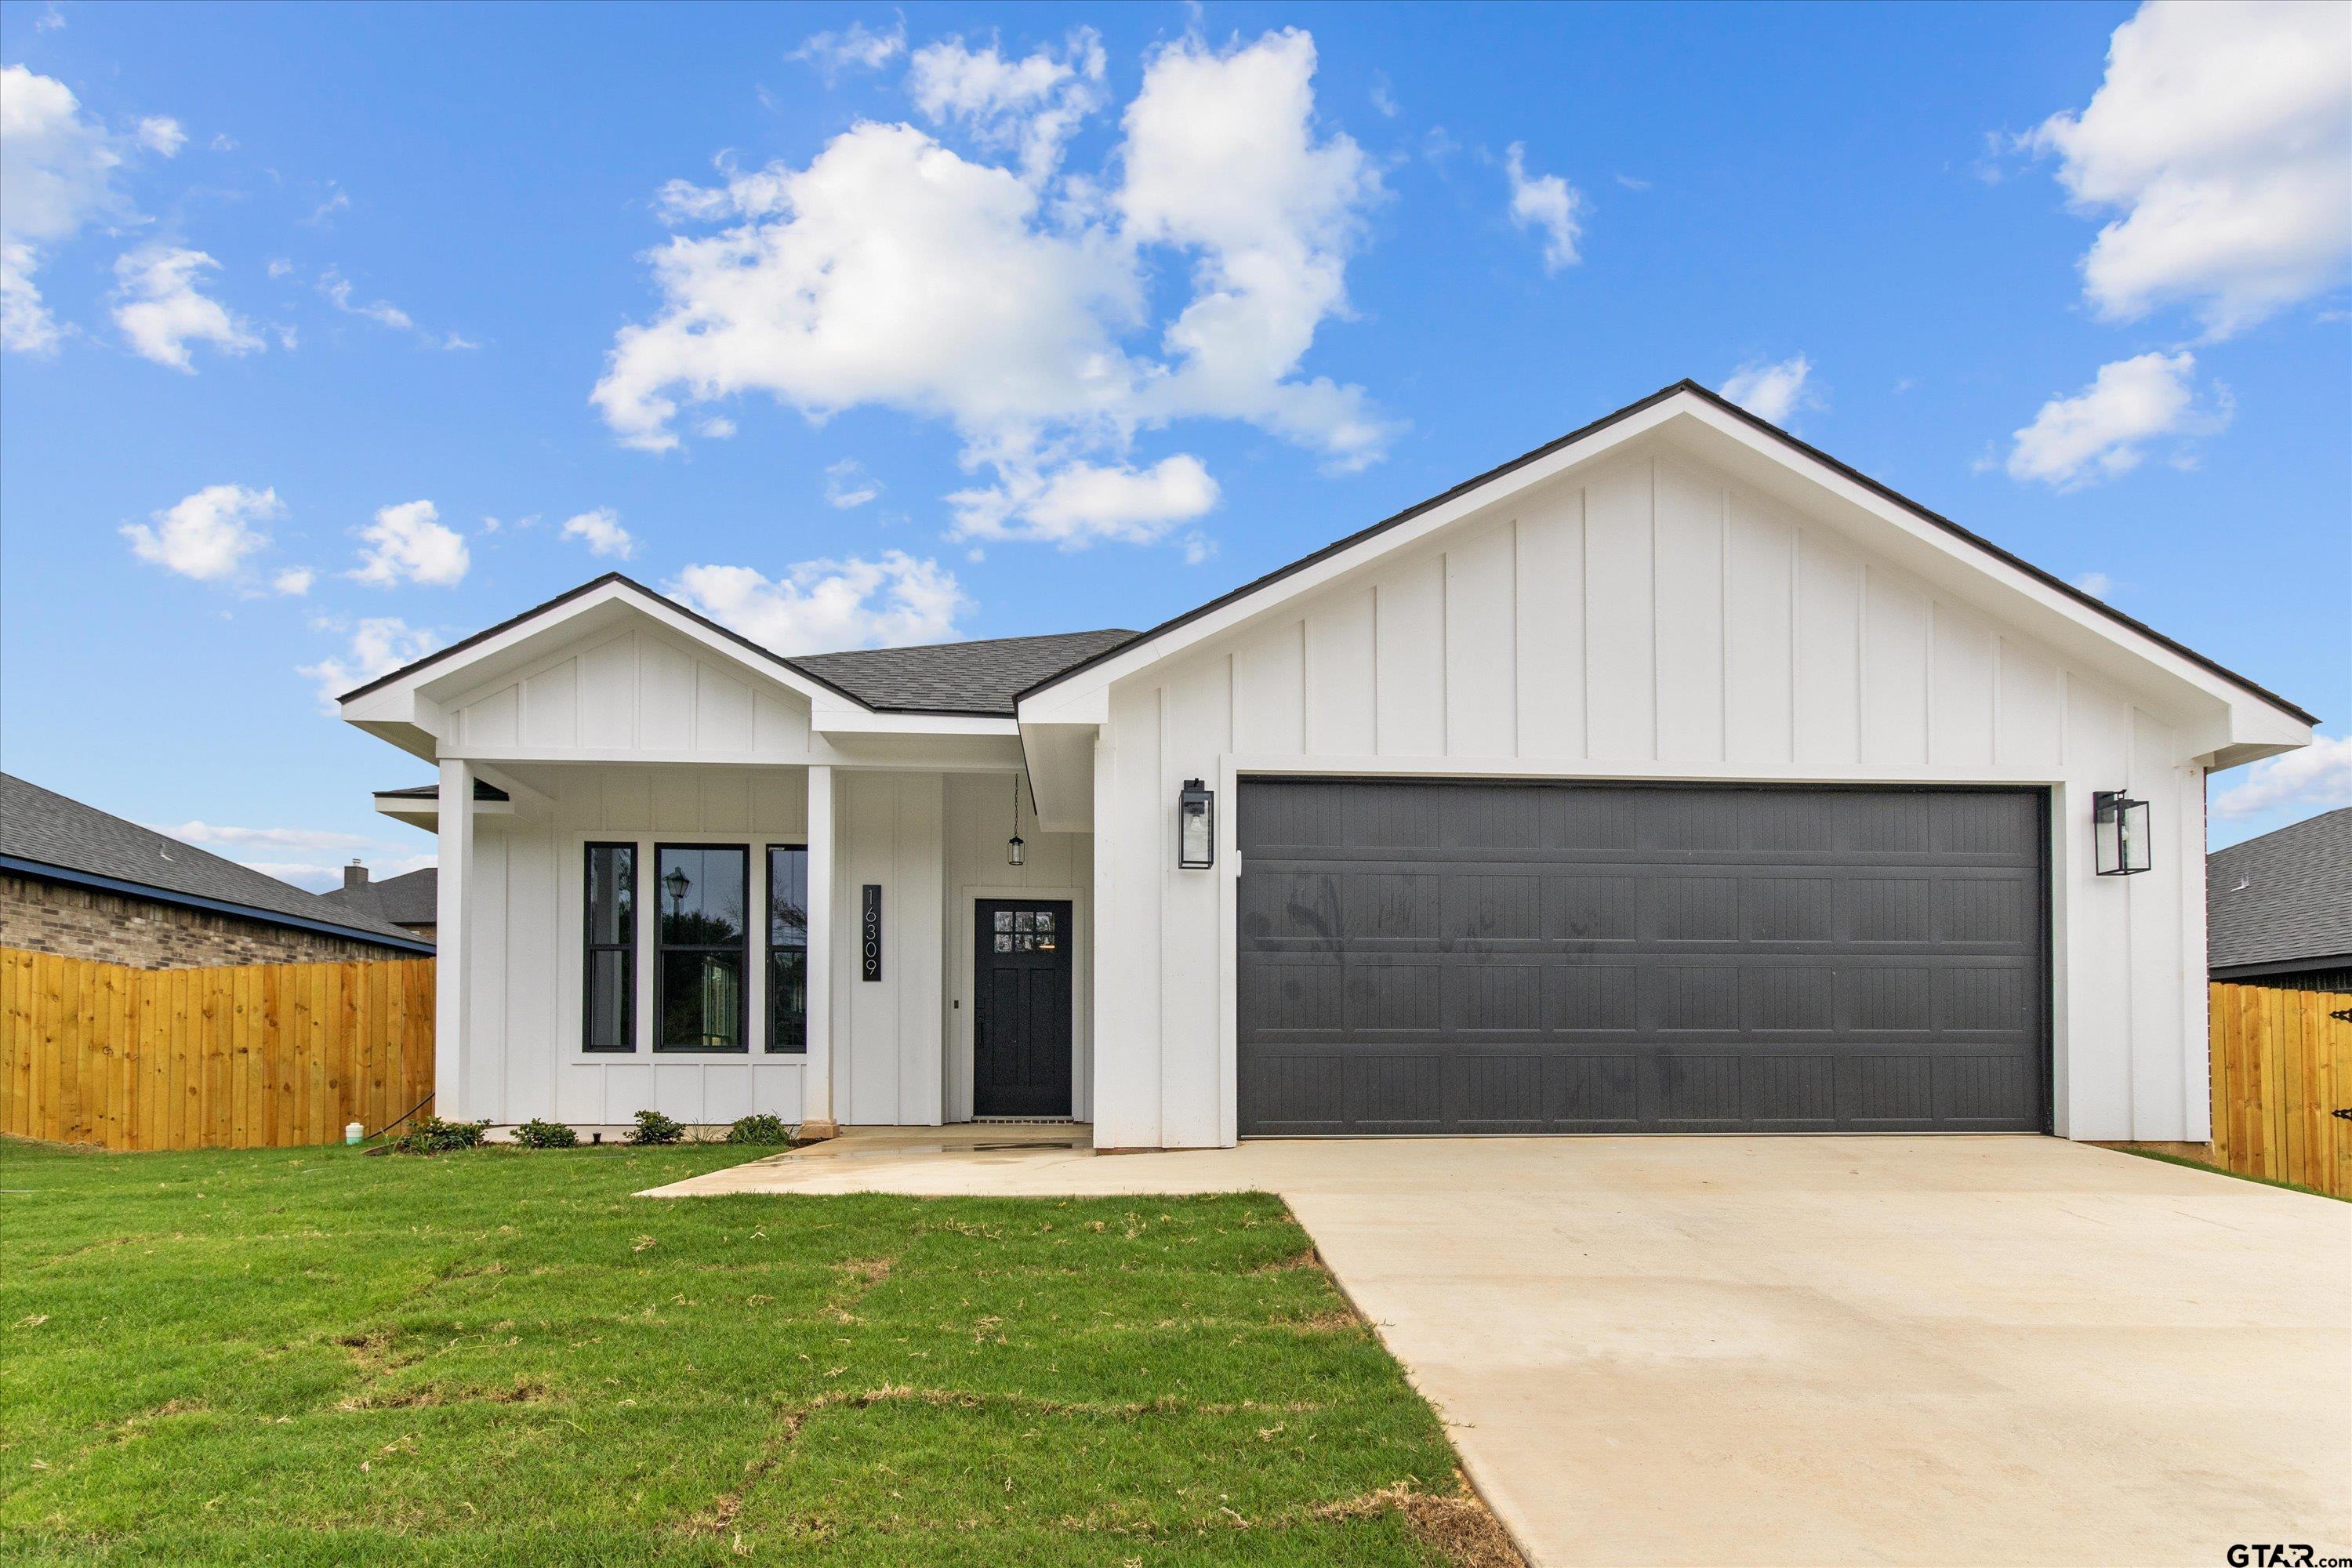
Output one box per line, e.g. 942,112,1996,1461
861,884,882,982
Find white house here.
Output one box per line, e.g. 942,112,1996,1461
340,382,2315,1147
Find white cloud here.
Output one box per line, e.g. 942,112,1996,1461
1116,30,1392,469
2212,734,2352,819
1503,142,1584,272
306,188,350,226
2005,350,2226,488
150,819,376,856
560,506,637,560
271,565,314,596
698,414,736,438
111,246,263,369
950,452,1218,546
2029,0,2352,338
667,552,969,654
1370,73,1399,119
825,458,880,509
2071,570,2116,598
318,268,412,332
297,616,441,710
792,18,906,80
121,482,282,581
441,330,478,351
908,28,1105,183
147,819,437,895
0,65,127,353
349,499,470,587
598,27,1391,547
136,115,186,157
1721,354,1813,426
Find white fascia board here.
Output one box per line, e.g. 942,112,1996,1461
371,791,514,832
1666,400,2314,749
1018,389,2313,757
337,578,854,736
1016,397,1684,720
808,698,1018,738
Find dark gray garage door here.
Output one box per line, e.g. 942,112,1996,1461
1237,779,2048,1135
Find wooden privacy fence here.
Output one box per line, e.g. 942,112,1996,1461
2206,982,2352,1200
1,949,434,1151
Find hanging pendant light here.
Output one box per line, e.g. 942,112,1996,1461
1006,772,1026,866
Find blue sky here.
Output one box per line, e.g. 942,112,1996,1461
2,0,2346,886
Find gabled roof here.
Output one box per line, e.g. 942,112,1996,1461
316,866,438,929
797,630,1133,716
0,772,432,953
1015,379,2318,728
339,571,1127,720
2209,808,2352,973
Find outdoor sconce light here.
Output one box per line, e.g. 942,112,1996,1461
662,865,692,911
1006,773,1026,867
1178,779,1214,869
2092,790,2151,877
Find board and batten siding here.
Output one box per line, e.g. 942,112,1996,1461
446,625,815,762
1093,447,2211,1148
462,765,811,1127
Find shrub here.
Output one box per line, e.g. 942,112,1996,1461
513,1119,579,1149
627,1109,685,1146
386,1116,490,1156
724,1114,792,1146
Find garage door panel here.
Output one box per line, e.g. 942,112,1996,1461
1237,780,2048,1135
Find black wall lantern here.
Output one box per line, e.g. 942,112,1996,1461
1005,773,1025,867
1178,779,1214,869
2092,790,2152,877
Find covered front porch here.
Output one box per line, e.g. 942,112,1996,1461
406,756,1094,1134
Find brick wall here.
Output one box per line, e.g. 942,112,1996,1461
0,873,411,969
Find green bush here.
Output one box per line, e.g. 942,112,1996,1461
627,1109,685,1145
724,1114,792,1145
385,1116,490,1156
512,1118,579,1149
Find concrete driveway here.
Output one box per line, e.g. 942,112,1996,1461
652,1133,2352,1566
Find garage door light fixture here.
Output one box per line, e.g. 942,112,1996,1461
2092,790,2151,877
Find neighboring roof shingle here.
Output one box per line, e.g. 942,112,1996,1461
315,866,438,929
2208,808,2352,971
792,629,1135,715
0,772,428,950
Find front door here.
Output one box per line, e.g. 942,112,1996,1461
973,899,1074,1118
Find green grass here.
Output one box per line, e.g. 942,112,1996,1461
0,1138,1491,1567
2115,1145,2347,1202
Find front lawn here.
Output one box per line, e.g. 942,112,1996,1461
0,1139,1510,1566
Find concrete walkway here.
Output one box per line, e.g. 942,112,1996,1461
647,1131,2352,1566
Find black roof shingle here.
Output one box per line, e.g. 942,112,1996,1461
2208,808,2352,973
0,772,429,951
793,629,1135,715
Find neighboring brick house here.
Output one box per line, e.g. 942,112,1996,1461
2208,808,2352,992
0,772,431,968
314,863,437,942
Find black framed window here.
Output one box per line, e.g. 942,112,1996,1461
582,843,637,1052
766,844,808,1053
655,844,747,1052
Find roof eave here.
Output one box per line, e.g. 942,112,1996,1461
1014,380,2318,733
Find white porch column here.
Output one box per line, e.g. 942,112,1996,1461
800,764,839,1139
434,757,474,1121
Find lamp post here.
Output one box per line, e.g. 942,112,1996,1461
663,864,691,919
